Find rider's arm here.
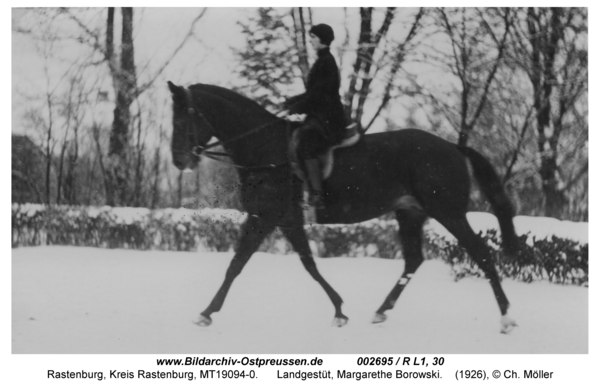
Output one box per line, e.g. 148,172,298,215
284,93,307,113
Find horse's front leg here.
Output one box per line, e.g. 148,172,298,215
280,225,348,327
195,216,275,326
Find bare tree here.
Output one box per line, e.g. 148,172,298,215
363,8,424,131
509,7,587,218
13,8,208,208
60,7,207,206
104,7,135,205
345,7,396,124
434,7,512,146
56,71,92,204
31,19,62,204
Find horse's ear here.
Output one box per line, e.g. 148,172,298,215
167,81,181,96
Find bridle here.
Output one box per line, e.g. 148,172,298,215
182,87,289,170
183,88,220,158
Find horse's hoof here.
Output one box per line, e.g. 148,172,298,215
372,312,387,324
500,315,517,334
332,315,349,328
194,315,212,327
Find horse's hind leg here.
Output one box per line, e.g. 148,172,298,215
374,208,427,324
435,214,517,333
195,216,275,326
280,225,348,327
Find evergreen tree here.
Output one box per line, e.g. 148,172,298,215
233,8,302,110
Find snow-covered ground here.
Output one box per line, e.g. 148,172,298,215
12,246,588,354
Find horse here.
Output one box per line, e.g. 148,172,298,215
167,81,520,333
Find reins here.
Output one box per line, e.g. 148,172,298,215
199,149,288,170
184,87,290,170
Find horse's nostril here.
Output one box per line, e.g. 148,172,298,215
174,159,184,169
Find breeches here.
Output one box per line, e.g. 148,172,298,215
295,119,334,159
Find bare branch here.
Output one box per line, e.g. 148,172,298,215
561,160,588,192
363,8,424,131
355,7,396,122
136,8,207,95
503,103,536,183
344,7,373,109
291,7,310,84
467,8,512,129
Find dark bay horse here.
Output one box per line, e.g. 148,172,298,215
167,81,520,333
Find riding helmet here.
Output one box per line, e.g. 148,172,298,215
309,24,335,46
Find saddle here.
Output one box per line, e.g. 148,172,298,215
288,122,361,181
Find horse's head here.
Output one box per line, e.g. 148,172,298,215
167,81,214,171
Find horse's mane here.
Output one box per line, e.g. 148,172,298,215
189,83,275,119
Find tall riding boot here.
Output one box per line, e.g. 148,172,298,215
304,158,325,209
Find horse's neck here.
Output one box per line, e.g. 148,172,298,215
225,120,290,168
197,89,271,136
200,95,288,167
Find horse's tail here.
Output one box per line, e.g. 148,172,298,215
457,145,520,257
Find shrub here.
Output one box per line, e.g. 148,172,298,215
11,204,588,285
428,230,588,286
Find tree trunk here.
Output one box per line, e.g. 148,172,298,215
65,103,80,205
526,7,566,218
107,7,136,206
292,8,310,84
345,7,373,116
56,140,68,204
45,93,53,205
150,146,161,209
177,170,183,207
355,7,395,123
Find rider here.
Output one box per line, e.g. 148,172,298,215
284,23,346,209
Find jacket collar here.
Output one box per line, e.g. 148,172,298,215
317,47,330,58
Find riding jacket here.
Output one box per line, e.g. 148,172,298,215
286,47,345,141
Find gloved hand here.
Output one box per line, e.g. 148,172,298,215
276,109,290,118
283,94,305,112
287,114,306,122
283,96,297,109
276,110,306,122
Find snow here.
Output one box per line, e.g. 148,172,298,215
111,207,151,225
10,206,590,355
12,203,588,246
12,246,588,354
163,207,248,224
425,212,588,245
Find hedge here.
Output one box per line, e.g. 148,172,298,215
12,204,587,285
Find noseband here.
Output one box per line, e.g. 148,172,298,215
183,88,221,157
